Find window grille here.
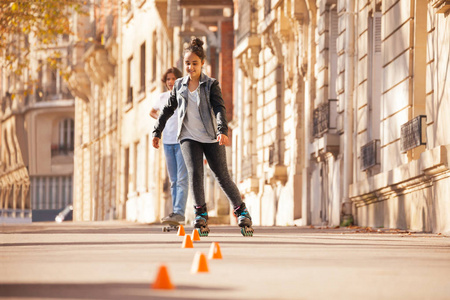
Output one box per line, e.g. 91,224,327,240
400,115,427,153
312,99,337,138
361,139,380,171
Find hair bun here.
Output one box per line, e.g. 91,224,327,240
190,37,204,48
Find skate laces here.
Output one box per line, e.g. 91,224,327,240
234,205,249,217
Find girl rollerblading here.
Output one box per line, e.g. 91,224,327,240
152,37,254,237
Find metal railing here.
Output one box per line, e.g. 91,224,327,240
51,144,74,156
361,139,380,171
312,99,338,138
400,115,427,153
30,175,73,210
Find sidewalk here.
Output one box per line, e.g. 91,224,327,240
1,222,450,300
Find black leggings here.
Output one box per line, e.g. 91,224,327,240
180,139,243,208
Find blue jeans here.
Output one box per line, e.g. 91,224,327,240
163,143,188,216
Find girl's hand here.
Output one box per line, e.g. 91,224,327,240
152,137,160,149
217,134,228,146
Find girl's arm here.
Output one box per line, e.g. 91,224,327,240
152,87,178,140
209,80,228,137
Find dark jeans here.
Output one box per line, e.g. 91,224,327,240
180,139,243,208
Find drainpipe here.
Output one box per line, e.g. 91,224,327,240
341,0,355,225
116,3,123,220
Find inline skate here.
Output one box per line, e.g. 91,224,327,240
194,204,210,237
234,202,254,236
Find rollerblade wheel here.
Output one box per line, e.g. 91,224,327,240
240,226,254,237
197,227,210,237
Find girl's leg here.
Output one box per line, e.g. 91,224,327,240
180,139,205,206
202,142,243,207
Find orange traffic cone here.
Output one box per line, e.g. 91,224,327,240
191,252,209,273
181,234,194,248
151,264,175,290
208,242,222,259
177,224,185,236
191,229,201,241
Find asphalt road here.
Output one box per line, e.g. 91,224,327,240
1,222,450,300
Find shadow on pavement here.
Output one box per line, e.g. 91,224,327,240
0,282,231,300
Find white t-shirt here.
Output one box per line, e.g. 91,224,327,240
153,91,178,144
179,88,217,143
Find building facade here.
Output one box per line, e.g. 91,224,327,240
348,0,450,233
232,0,450,233
1,30,75,222
69,1,120,221
118,0,187,223
233,0,315,226
4,0,449,233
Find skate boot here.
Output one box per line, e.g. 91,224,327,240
194,204,210,237
234,202,254,236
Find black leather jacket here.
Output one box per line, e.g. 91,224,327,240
152,73,228,141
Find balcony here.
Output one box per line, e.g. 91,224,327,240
179,0,233,8
432,0,450,13
361,140,380,171
30,175,73,210
51,144,74,157
400,115,427,153
312,99,338,138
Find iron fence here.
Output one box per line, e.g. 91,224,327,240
400,115,426,153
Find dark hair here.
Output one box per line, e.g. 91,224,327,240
184,37,206,61
161,67,183,83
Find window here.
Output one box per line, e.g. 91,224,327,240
264,0,271,17
52,119,74,156
127,56,134,103
329,8,338,100
152,31,157,82
124,147,130,199
140,42,146,93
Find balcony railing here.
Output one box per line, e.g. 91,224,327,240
432,0,450,13
51,144,74,156
30,175,73,210
361,139,380,171
400,115,427,153
312,99,338,138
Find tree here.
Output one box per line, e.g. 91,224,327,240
0,0,86,96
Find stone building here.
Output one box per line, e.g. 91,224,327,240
349,0,450,233
120,0,236,223
233,0,315,226
0,31,75,222
68,1,120,221
69,0,237,224
118,0,175,223
232,0,450,233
